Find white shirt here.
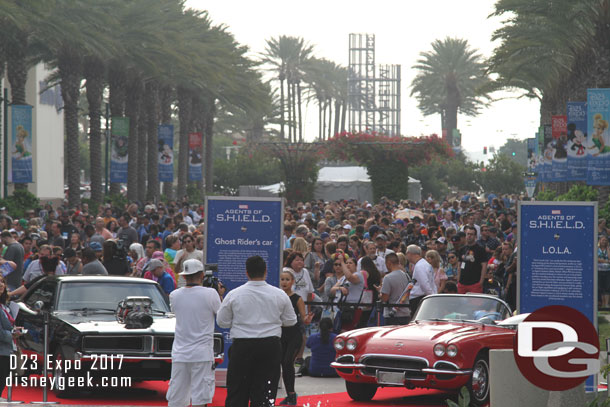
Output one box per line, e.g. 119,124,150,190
357,255,388,275
23,259,66,282
217,280,297,339
291,268,314,301
410,258,437,299
169,286,221,362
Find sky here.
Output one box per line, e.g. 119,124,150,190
187,0,541,162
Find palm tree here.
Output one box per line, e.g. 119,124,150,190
411,37,492,146
145,81,160,202
262,36,314,142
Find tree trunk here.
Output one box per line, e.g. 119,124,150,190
137,89,147,202
107,65,126,196
327,98,333,140
318,99,323,140
340,98,347,133
322,100,327,142
146,82,160,202
292,82,297,142
84,56,105,205
159,85,173,200
204,97,216,194
6,30,28,191
334,99,341,137
177,87,192,200
280,77,285,140
287,79,292,142
191,96,204,192
125,78,142,203
58,50,83,208
297,80,303,142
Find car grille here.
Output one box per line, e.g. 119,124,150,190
335,355,354,374
83,336,145,352
434,361,458,380
155,337,173,353
360,355,428,380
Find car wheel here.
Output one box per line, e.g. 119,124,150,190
345,380,377,401
469,353,490,406
52,348,72,398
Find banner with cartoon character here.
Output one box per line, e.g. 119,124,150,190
10,105,33,183
188,132,203,181
527,137,538,173
566,102,588,181
110,117,129,183
586,89,610,185
158,124,174,182
550,115,567,182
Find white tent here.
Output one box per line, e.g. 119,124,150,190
239,166,422,202
314,166,422,202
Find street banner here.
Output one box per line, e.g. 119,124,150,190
205,197,284,383
10,105,33,183
540,124,553,182
188,132,203,181
551,115,567,181
110,117,129,183
157,124,174,182
586,88,610,185
566,102,588,181
518,201,597,392
524,178,536,198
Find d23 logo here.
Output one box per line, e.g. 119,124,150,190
514,305,599,391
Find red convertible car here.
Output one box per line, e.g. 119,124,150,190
331,294,519,406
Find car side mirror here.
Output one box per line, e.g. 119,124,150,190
17,301,39,316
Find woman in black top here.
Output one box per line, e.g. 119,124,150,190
277,270,312,406
102,240,130,276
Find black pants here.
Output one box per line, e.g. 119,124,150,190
409,296,424,317
225,337,281,407
279,327,302,395
0,355,8,395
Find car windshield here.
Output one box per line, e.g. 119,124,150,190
56,281,170,313
413,295,510,324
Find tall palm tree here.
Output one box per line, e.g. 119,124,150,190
146,81,160,202
262,36,313,142
411,37,492,146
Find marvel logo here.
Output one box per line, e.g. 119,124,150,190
551,210,561,215
239,205,248,209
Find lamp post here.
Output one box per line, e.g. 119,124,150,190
104,103,109,196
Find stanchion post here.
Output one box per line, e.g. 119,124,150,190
32,302,58,405
376,300,383,326
5,350,23,404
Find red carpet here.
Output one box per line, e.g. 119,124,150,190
1,381,453,406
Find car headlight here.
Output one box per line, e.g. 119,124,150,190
334,337,345,351
446,344,458,358
433,343,446,357
346,338,358,351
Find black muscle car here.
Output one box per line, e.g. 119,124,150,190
14,275,223,395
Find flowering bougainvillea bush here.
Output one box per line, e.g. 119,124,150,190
325,132,452,201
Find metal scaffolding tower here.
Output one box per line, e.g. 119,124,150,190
348,33,401,136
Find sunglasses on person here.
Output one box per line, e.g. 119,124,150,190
448,255,456,259
334,262,342,266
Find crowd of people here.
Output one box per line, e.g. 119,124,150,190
0,192,568,406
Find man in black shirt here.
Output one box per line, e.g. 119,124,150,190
457,226,487,294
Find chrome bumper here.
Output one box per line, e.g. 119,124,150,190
331,361,472,376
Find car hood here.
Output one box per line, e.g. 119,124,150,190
54,312,175,334
347,320,509,352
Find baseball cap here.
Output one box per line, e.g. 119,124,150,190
18,219,27,228
392,219,405,226
180,258,204,275
436,237,447,245
320,232,330,239
89,241,103,252
145,259,164,272
342,224,352,230
375,234,387,241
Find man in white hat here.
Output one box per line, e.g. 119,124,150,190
166,259,222,407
